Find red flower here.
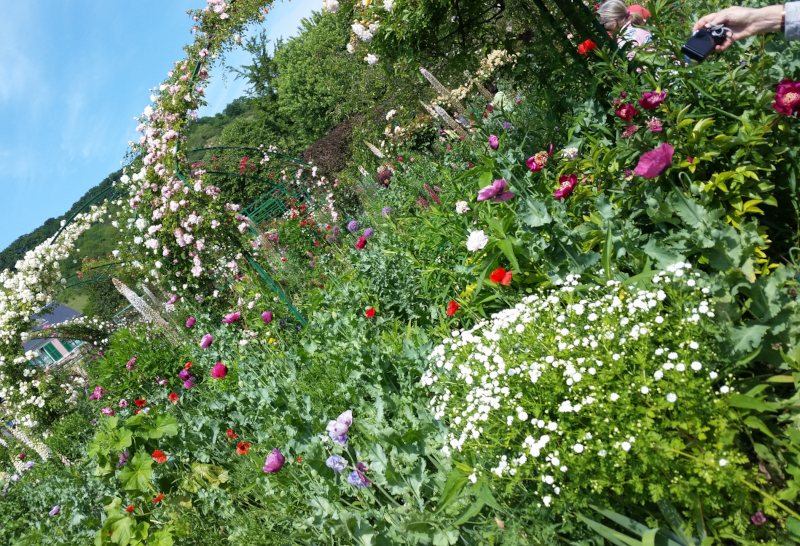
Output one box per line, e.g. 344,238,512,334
578,40,597,55
169,393,178,404
152,494,165,504
134,399,146,407
236,442,251,455
226,429,238,440
125,505,134,513
314,241,319,246
489,268,513,285
554,174,578,200
638,90,666,110
366,308,376,318
773,78,800,115
185,362,193,369
446,301,460,316
615,104,640,120
296,457,303,462
152,450,167,464
355,236,367,250
19,453,25,460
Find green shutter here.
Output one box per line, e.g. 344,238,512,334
43,342,63,362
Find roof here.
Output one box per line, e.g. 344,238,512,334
22,303,82,352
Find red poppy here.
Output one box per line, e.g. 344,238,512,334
296,458,303,462
135,409,142,415
152,493,165,504
446,301,460,316
169,393,179,404
226,429,238,440
578,39,597,55
366,308,376,318
489,268,513,286
236,442,251,455
134,399,147,407
152,450,167,464
185,362,193,369
19,453,25,460
125,505,134,513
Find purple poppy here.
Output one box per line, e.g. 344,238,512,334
24,461,34,469
262,311,273,323
633,143,675,179
381,207,392,216
488,134,499,150
48,506,60,517
185,317,196,328
177,369,191,381
347,469,371,489
183,379,195,389
326,410,353,443
477,179,515,202
263,448,286,473
200,334,213,348
326,454,347,473
222,312,240,324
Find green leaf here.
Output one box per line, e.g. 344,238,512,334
729,324,770,355
657,499,694,546
111,428,133,451
118,452,153,492
518,198,552,227
437,467,468,511
589,504,650,536
141,414,179,439
130,522,149,546
577,513,642,546
728,394,776,413
147,529,174,546
452,499,485,526
602,224,613,278
474,480,504,512
497,239,520,273
110,516,134,545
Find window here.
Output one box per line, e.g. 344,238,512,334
42,342,63,362
62,339,82,351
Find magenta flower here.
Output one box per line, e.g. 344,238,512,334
263,448,286,473
772,78,800,115
633,143,675,179
177,369,192,381
126,358,136,371
200,334,213,348
488,134,499,150
167,294,178,305
638,90,667,110
750,512,766,525
355,236,367,250
222,311,240,324
101,407,115,416
615,103,640,120
646,118,663,132
186,317,196,327
211,362,228,379
183,379,195,389
554,174,578,200
477,179,515,202
119,399,128,408
262,311,273,323
89,385,107,401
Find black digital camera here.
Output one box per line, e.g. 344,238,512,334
681,25,729,63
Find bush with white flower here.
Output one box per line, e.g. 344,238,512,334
422,262,761,526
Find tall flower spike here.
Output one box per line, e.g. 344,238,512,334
420,67,466,112
464,70,494,101
433,105,468,138
364,141,385,159
5,425,50,462
112,279,180,344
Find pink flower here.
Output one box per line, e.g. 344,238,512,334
477,179,514,202
89,385,107,400
633,143,675,179
185,317,195,327
262,311,273,323
750,512,766,526
615,103,639,120
119,399,128,408
622,125,638,138
646,118,663,132
101,407,115,416
638,90,666,110
554,174,577,200
211,362,228,379
222,312,240,324
126,358,136,371
200,334,213,348
326,410,353,443
772,78,800,115
488,134,499,150
263,448,286,473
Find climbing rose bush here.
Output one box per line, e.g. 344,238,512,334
422,262,759,525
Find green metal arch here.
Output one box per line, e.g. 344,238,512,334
51,186,119,245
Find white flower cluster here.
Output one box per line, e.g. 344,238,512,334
422,263,730,504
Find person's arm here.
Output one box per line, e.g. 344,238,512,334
693,4,786,51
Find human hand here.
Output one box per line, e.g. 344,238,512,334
693,5,783,51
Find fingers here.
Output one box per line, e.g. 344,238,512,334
693,13,718,32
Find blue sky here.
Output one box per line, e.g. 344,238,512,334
0,0,317,251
